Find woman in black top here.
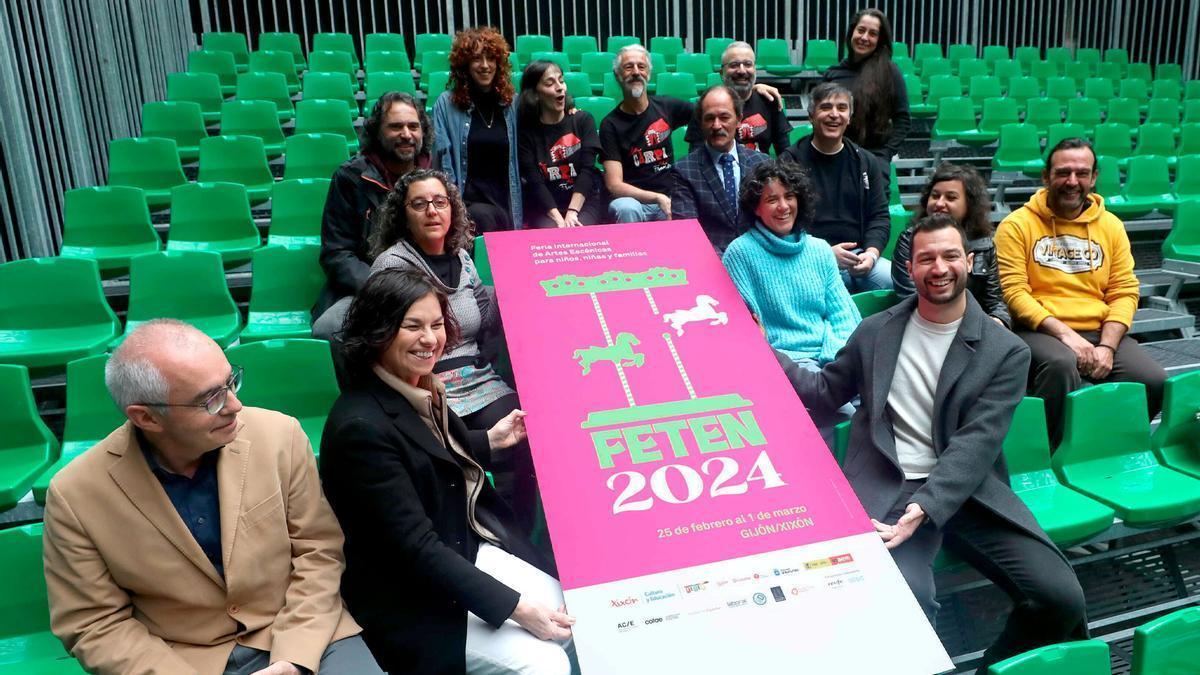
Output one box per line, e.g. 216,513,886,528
823,8,911,160
517,60,605,228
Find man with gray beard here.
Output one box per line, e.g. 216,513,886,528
684,42,792,156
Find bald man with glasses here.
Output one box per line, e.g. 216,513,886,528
42,319,382,675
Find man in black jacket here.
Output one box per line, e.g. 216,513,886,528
312,91,432,339
781,82,892,293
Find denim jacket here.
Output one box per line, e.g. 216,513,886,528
431,90,524,228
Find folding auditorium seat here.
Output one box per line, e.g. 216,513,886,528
248,49,301,95
202,31,250,72
267,178,329,247
0,524,86,672
801,39,838,72
282,133,349,181
219,100,286,156
0,258,120,372
0,365,58,511
365,32,407,58
1130,606,1200,675
258,31,305,72
414,32,452,72
312,31,360,71
141,100,208,161
515,34,554,66
166,181,262,266
1001,397,1115,547
308,49,357,81
59,186,161,276
364,50,411,76
167,71,224,124
107,137,187,209
225,339,340,448
992,123,1045,176
1053,382,1200,527
241,245,325,342
197,135,276,203
188,49,237,96
235,71,295,122
123,250,242,348
987,640,1111,674
302,71,360,120
31,353,124,505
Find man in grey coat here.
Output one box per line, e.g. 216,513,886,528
778,213,1086,670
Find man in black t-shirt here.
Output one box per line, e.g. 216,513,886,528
781,82,892,292
599,45,694,223
684,42,792,157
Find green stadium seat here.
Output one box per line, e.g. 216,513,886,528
1094,155,1122,202
1093,122,1134,167
312,32,360,70
124,250,242,347
283,132,349,181
30,353,123,505
904,73,935,117
968,75,1003,111
308,49,357,81
1150,371,1200,479
1029,60,1059,85
656,72,698,101
365,33,407,57
607,35,641,54
202,31,249,72
1105,97,1142,132
0,257,119,372
1065,98,1103,136
235,71,295,122
242,245,325,342
1144,97,1182,129
219,100,285,156
601,71,624,100
197,135,275,203
140,100,206,162
258,32,305,72
563,35,598,70
1131,606,1200,675
294,98,360,153
957,58,988,88
986,639,1111,674
892,41,909,59
920,57,953,85
59,186,161,276
1133,123,1179,170
1013,45,1041,73
249,49,301,95
166,181,261,265
562,71,592,98
1103,47,1129,70
1119,78,1150,103
581,51,615,94
1075,48,1101,73
788,123,814,145
913,42,943,69
1002,397,1115,546
425,71,451,109
1044,47,1072,71
924,74,964,109
1151,79,1182,102
1045,76,1079,105
303,71,360,120
1163,199,1200,263
188,49,237,96
365,50,411,76
414,33,452,71
1156,63,1183,83
887,164,911,248
0,524,86,672
267,178,329,247
516,34,554,66
802,39,838,72
893,54,916,77
757,38,802,76
1095,61,1122,83
167,71,224,124
982,45,1010,69
364,70,417,108
850,290,899,317
1127,62,1152,84
107,137,187,209
993,123,1046,176
0,365,58,510
932,97,991,146
704,37,735,70
992,59,1022,87
675,53,712,91
650,36,685,71
670,127,688,159
1064,62,1091,88
1053,382,1200,527
1082,77,1114,106
1006,76,1041,112
575,96,616,125
1186,100,1200,124
830,419,851,466
947,43,975,70
976,96,1020,142
1044,123,1089,160
531,50,570,74
225,338,339,447
1175,153,1200,200
706,72,723,89
419,51,450,91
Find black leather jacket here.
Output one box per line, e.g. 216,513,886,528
890,227,1011,327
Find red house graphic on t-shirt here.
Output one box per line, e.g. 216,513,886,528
643,118,670,147
738,113,768,150
550,133,582,162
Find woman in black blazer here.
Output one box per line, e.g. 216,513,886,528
319,269,575,674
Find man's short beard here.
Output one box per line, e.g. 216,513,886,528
626,83,645,98
727,80,753,99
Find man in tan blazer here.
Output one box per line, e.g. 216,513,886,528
42,319,383,675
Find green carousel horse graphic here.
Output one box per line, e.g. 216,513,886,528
573,332,645,375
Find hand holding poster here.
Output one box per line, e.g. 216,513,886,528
486,220,951,674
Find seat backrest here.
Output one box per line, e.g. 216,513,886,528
0,364,57,456
63,354,124,448
283,133,350,181
1064,62,1091,86
1126,62,1152,83
1045,76,1078,103
202,32,249,67
982,45,1009,66
947,43,975,67
675,53,713,79
1002,397,1054,476
1131,606,1200,675
987,639,1111,674
220,100,285,143
969,75,1003,101
925,74,963,106
421,50,451,76
414,33,452,67
1174,152,1200,196
1105,97,1141,128
258,32,304,65
575,96,616,124
141,101,207,150
248,50,300,86
1124,155,1172,196
0,258,117,331
1156,62,1183,82
515,34,554,63
1162,199,1200,261
236,71,293,113
581,51,616,80
1053,382,1154,482
913,42,943,66
1066,97,1103,129
168,181,257,244
0,524,53,639
167,71,223,114
303,71,357,105
107,137,187,190
1075,48,1101,68
365,50,411,75
1013,45,1041,69
1045,123,1088,158
248,244,325,314
312,32,359,66
1094,155,1122,201
188,49,236,87
531,51,570,73
126,250,237,322
1023,98,1064,130
197,134,274,185
1093,122,1133,159
957,58,988,85
803,39,838,69
1134,122,1177,156
297,99,359,141
1082,77,1114,102
704,37,734,68
1187,100,1200,124
1045,46,1072,68
1119,77,1149,100
656,72,697,100
364,32,407,57
563,71,592,98
226,339,340,419
1006,76,1041,105
1030,60,1060,83
564,35,600,66
1151,79,1182,102
934,97,977,132
979,96,1020,131
62,185,157,249
269,178,331,239
920,57,953,82
755,38,790,64
1150,371,1200,467
995,123,1041,162
308,49,356,79
364,71,417,104
1144,98,1181,127
649,36,685,66
850,290,899,317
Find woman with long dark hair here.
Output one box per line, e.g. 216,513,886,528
432,27,523,231
517,59,604,228
823,8,911,160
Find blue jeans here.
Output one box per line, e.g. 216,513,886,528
608,197,667,223
839,250,893,293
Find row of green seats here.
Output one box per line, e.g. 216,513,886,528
992,122,1199,176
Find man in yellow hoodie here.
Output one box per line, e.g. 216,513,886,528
995,138,1166,445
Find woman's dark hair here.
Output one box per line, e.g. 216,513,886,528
340,269,461,376
841,8,897,146
914,162,993,239
448,26,515,108
738,159,817,231
369,169,475,258
360,91,433,160
518,60,575,126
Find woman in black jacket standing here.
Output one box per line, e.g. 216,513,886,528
319,269,575,674
822,8,911,160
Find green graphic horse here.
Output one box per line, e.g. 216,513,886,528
573,332,645,375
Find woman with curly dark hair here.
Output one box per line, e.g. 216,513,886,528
823,8,910,160
891,162,1010,326
432,26,523,231
722,159,861,368
368,169,539,527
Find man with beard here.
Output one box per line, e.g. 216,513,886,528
671,86,768,252
995,137,1165,446
778,213,1087,670
313,91,432,340
683,42,792,157
781,82,892,292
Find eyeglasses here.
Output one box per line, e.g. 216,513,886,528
723,59,755,69
140,365,244,415
406,196,451,212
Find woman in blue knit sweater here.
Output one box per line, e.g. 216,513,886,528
723,159,861,367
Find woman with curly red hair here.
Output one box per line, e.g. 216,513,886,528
432,26,524,231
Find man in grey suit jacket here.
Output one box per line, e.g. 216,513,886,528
672,86,768,253
778,214,1087,670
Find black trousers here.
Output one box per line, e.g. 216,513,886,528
467,202,515,232
524,195,608,229
461,393,540,533
886,480,1088,670
1017,330,1167,447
